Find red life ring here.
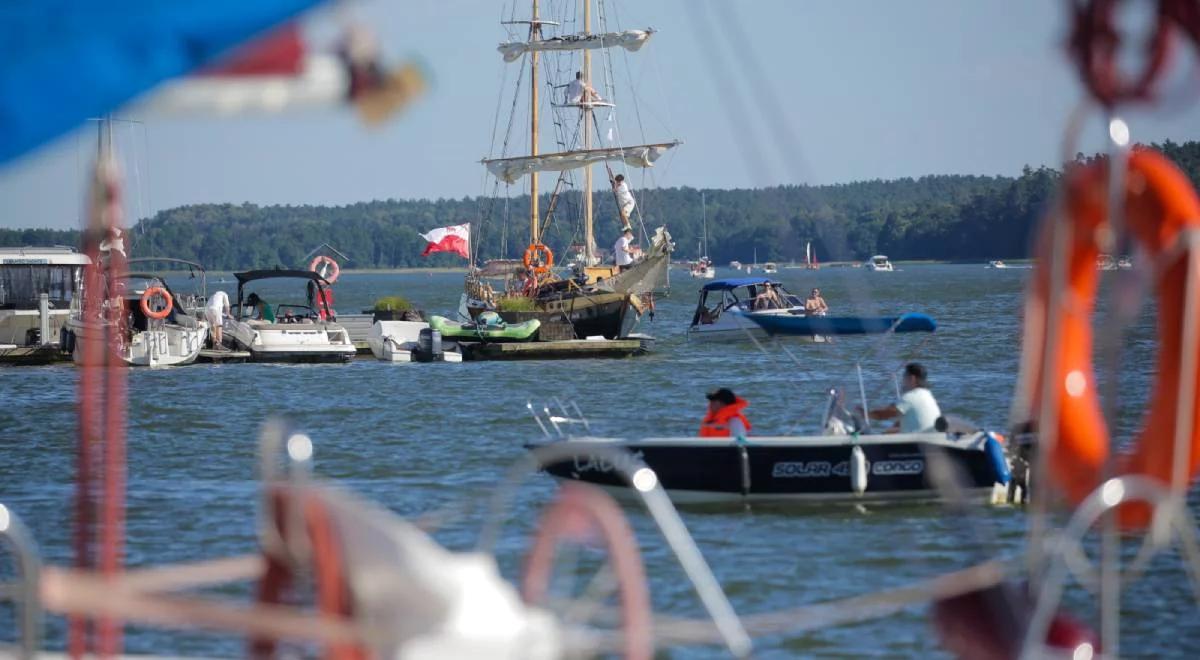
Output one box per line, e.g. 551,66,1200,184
1018,147,1200,527
139,286,173,320
309,255,341,284
522,242,554,276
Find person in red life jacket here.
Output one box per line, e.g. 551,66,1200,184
699,388,752,438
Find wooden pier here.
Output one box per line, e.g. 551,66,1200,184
0,345,70,365
197,348,252,363
462,338,646,361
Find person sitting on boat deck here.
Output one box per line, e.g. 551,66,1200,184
752,284,785,311
861,362,942,434
805,288,829,316
566,71,601,105
699,388,752,438
612,174,636,223
245,292,276,323
613,226,636,272
205,289,231,348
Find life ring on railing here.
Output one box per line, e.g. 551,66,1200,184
309,255,341,284
523,483,652,660
522,242,554,276
139,286,173,320
1018,147,1200,526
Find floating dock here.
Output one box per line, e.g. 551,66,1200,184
196,348,252,363
462,338,646,361
0,345,70,365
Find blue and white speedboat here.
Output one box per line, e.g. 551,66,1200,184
686,277,936,342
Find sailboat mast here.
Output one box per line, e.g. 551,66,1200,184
530,0,541,245
701,191,707,257
582,0,595,265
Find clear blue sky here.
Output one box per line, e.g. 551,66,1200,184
2,0,1197,230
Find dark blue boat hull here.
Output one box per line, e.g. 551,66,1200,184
745,313,936,336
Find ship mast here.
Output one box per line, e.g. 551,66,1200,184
530,0,541,245
582,0,594,265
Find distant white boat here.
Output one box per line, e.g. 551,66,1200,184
865,255,894,272
987,260,1008,269
729,260,742,270
762,262,778,274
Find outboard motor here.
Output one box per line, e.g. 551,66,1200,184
415,327,443,363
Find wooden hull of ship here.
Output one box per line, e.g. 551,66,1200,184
591,250,670,296
492,290,634,340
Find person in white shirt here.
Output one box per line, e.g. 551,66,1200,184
565,71,600,105
612,174,636,222
863,363,943,433
205,290,231,348
613,226,635,270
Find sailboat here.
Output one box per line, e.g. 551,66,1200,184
807,241,820,270
466,0,678,339
689,192,716,279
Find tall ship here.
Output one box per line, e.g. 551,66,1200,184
465,0,678,339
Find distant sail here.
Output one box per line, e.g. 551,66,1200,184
483,141,680,184
498,29,655,63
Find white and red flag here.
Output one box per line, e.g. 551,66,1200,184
420,223,470,259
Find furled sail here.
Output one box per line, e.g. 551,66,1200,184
498,29,655,63
483,141,680,184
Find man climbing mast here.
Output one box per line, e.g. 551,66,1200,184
612,173,636,225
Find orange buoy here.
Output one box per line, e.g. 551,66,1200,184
522,242,554,277
139,286,173,320
1018,147,1200,526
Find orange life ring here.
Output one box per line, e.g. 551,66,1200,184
522,242,554,276
1019,147,1200,527
139,286,173,320
309,255,341,284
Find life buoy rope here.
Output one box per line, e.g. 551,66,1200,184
140,286,173,320
309,255,341,285
1018,147,1200,527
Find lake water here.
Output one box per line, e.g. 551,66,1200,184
2,264,1197,658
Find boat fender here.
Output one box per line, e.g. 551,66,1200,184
850,446,868,496
984,433,1011,485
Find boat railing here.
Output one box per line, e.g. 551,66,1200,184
526,398,591,437
0,502,42,658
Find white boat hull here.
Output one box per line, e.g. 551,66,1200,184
69,319,207,368
224,318,356,363
367,320,463,363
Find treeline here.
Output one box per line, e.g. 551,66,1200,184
5,140,1200,269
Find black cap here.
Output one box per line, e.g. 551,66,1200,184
706,387,736,405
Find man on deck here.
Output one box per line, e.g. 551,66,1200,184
613,226,636,271
612,174,636,223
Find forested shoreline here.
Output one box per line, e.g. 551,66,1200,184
5,140,1198,270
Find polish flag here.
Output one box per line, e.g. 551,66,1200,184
420,223,470,259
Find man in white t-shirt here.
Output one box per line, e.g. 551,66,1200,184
863,362,943,433
205,290,231,349
565,71,600,105
613,226,635,270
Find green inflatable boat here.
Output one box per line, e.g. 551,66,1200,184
429,312,541,342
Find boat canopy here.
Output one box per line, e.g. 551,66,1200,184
483,141,680,184
497,29,655,63
234,269,331,285
702,277,778,291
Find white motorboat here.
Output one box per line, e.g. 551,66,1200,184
0,246,89,362
762,262,778,274
866,255,894,271
688,257,716,279
729,260,742,270
367,319,463,362
987,260,1008,269
69,272,207,367
223,269,355,363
